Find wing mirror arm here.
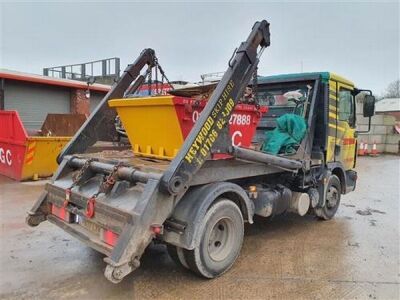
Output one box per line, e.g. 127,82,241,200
355,89,375,134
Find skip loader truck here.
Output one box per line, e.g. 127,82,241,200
26,20,375,283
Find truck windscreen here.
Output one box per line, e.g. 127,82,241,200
254,80,316,144
257,80,315,118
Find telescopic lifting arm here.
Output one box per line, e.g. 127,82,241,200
57,48,158,163
161,20,271,195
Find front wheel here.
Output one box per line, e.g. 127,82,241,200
314,175,341,220
183,199,244,278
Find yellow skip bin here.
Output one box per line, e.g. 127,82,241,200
109,96,187,160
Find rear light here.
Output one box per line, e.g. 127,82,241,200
101,228,119,247
249,185,257,193
51,204,74,223
150,224,163,235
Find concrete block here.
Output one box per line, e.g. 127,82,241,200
372,125,389,135
385,143,400,154
365,134,385,144
357,114,386,126
357,133,369,142
356,104,363,114
371,115,385,125
386,126,396,135
357,115,370,125
356,124,369,132
386,134,400,145
383,115,396,126
376,144,385,153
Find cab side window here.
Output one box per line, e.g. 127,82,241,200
338,88,355,127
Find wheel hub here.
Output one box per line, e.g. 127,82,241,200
326,186,339,208
207,218,234,262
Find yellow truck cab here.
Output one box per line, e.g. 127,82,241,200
257,72,374,192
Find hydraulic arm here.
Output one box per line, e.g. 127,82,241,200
161,20,271,194
58,48,162,162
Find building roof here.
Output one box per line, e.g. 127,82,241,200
375,98,400,113
259,72,354,87
0,69,111,92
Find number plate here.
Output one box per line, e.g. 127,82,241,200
79,217,101,234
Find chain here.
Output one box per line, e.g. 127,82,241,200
157,63,173,89
73,159,93,185
64,158,94,207
99,162,123,195
147,67,152,96
85,162,124,218
154,57,159,94
252,67,259,107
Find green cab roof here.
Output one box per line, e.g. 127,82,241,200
258,72,354,87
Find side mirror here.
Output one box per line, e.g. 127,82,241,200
363,95,375,117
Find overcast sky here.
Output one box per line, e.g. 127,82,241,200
0,1,399,95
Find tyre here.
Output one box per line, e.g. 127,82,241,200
167,244,189,269
183,199,244,278
314,175,341,220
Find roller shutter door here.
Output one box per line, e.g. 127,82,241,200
4,80,70,130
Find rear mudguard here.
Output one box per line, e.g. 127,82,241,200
163,182,254,250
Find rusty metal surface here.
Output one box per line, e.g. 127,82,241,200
169,82,218,98
40,113,87,136
80,150,170,173
0,155,399,299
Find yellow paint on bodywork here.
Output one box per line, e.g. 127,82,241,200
329,105,337,112
327,76,356,169
330,73,355,87
329,112,337,119
108,96,184,159
326,136,336,162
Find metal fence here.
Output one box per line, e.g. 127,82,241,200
43,58,120,84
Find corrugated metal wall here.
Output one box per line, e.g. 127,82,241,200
4,80,70,130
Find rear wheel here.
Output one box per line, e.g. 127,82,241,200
167,244,189,269
315,175,341,220
183,199,244,278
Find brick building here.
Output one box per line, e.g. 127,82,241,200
0,69,110,130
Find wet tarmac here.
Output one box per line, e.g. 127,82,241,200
0,155,399,299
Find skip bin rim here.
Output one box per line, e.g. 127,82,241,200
109,96,268,113
109,96,176,107
28,136,72,142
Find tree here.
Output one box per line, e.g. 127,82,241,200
382,80,400,98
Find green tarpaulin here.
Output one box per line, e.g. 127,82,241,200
261,114,307,155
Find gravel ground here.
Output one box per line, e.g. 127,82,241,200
0,155,399,299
